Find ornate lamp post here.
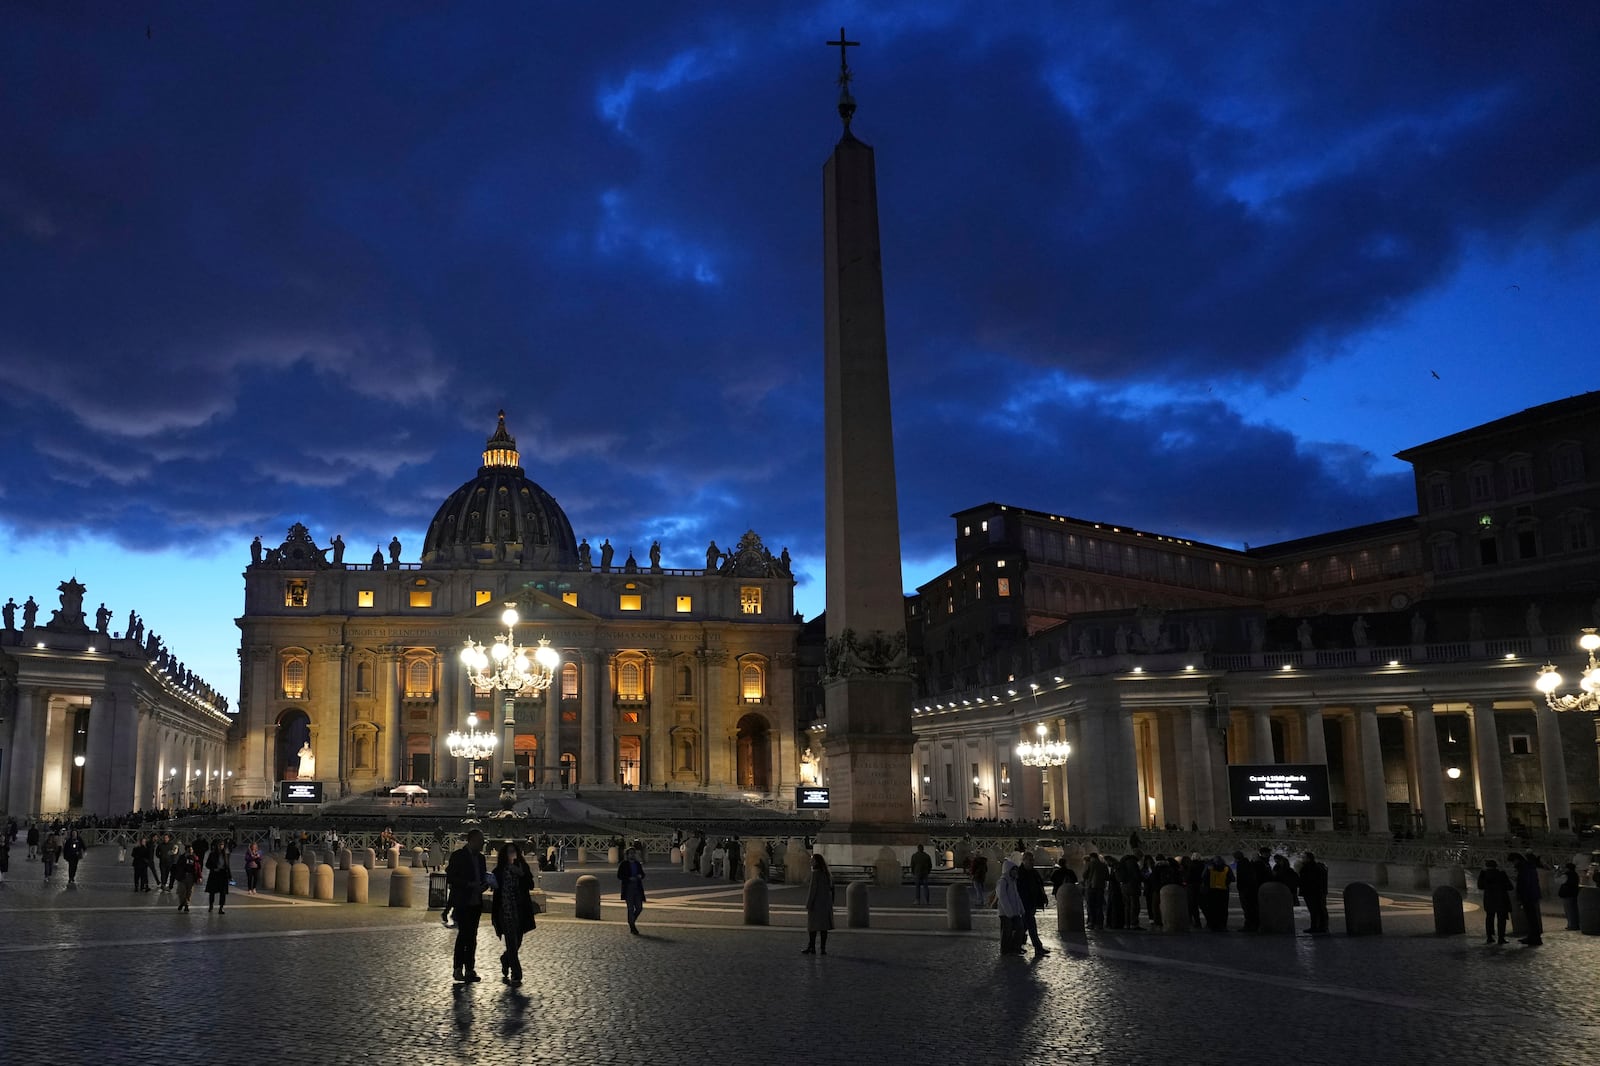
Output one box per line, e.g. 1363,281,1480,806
1536,629,1600,712
1016,723,1071,768
446,715,498,817
460,603,559,810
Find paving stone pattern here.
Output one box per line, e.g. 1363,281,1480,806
1,852,1595,1065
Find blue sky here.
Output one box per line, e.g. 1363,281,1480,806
1,2,1596,707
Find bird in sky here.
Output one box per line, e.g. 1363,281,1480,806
1431,370,1441,379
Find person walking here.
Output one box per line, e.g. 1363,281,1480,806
41,830,62,880
156,833,176,891
0,837,9,885
205,840,232,913
243,841,262,895
1017,851,1051,955
910,844,933,906
491,842,536,985
446,828,488,983
1512,852,1543,947
995,858,1026,956
1477,859,1513,944
1558,862,1581,931
1298,851,1329,935
131,837,153,892
802,854,834,955
62,830,85,886
174,843,202,913
26,823,40,862
617,847,646,934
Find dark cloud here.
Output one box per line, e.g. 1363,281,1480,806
0,2,1590,598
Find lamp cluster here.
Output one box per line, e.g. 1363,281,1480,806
459,605,560,696
446,720,498,761
1016,723,1071,768
1535,628,1600,713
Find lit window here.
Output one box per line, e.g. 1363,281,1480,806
285,580,308,608
405,659,433,698
981,520,988,532
619,594,642,611
357,590,374,608
618,661,644,700
475,589,493,606
409,589,433,608
975,581,982,599
561,662,578,699
562,592,578,607
282,657,307,699
741,662,765,702
740,587,762,615
622,711,639,724
997,578,1011,597
676,595,693,613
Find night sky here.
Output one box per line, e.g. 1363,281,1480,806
2,3,1596,707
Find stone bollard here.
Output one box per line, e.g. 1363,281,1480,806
947,884,973,931
1344,882,1383,936
1257,882,1295,934
259,855,278,894
846,881,870,928
275,858,293,895
387,844,401,870
1578,885,1600,935
347,864,368,904
323,849,338,868
1058,883,1086,933
743,878,770,925
388,867,413,907
314,863,334,901
873,846,901,888
670,847,681,866
339,848,352,870
1372,861,1389,888
291,861,311,898
1156,884,1188,933
607,846,620,865
574,874,601,920
361,848,376,870
785,839,809,884
944,849,955,868
410,847,425,869
682,846,695,873
1431,885,1464,935
577,847,588,864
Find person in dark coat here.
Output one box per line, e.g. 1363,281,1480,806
204,840,231,913
446,828,488,982
131,837,153,892
0,837,9,884
617,846,646,934
1083,853,1107,929
1558,862,1581,930
62,830,86,886
173,843,202,912
802,854,833,955
1512,852,1543,946
26,823,40,861
1297,851,1329,935
1017,851,1051,955
1477,859,1513,944
1183,854,1205,926
490,841,536,984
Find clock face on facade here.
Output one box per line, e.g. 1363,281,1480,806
1390,593,1410,609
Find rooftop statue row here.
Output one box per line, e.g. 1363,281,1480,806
1,579,228,713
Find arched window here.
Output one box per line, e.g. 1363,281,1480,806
561,662,579,699
677,663,693,698
618,660,644,701
741,662,765,703
406,658,433,698
355,661,372,694
282,656,308,699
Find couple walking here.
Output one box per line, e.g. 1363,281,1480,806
445,831,538,985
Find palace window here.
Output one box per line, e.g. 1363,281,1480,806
561,662,579,699
475,589,493,606
1564,511,1593,552
355,661,372,694
1431,536,1459,573
677,664,693,698
619,594,642,611
562,592,579,607
740,587,762,615
357,589,375,608
1427,474,1451,512
1506,458,1533,496
282,656,308,700
622,711,639,724
408,587,433,608
741,662,765,703
676,595,693,613
1553,444,1585,485
285,580,308,608
405,658,433,698
1468,464,1493,504
1508,734,1532,756
618,661,644,701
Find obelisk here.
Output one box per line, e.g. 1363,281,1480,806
818,29,916,860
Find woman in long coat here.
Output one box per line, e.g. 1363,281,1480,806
490,842,536,984
802,854,833,955
204,840,232,913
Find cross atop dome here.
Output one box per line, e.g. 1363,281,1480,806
827,27,860,132
483,409,521,470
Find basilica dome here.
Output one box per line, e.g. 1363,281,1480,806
421,412,579,568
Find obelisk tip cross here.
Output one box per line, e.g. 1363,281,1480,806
826,27,859,131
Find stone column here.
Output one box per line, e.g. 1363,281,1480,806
541,684,559,788
772,652,798,794
436,652,456,785
383,649,403,785
599,651,616,786
579,650,598,786
1357,706,1390,836
7,686,42,815
81,692,115,816
1301,706,1330,831
1534,701,1572,832
1407,704,1447,835
1187,705,1216,830
1106,705,1141,828
647,650,668,789
1064,716,1086,829
322,643,348,791
1468,703,1508,836
1251,707,1275,764
703,649,727,787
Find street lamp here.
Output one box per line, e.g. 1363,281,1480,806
446,715,498,817
1536,629,1600,711
1017,722,1071,767
460,604,559,808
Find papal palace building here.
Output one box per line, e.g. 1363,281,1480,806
906,391,1600,836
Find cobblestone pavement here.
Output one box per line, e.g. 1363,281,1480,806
1,853,1595,1065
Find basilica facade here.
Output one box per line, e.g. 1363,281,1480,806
230,413,801,804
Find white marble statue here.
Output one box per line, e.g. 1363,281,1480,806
297,742,316,780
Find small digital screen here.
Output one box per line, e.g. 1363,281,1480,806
1226,764,1330,818
795,786,830,810
280,781,324,804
